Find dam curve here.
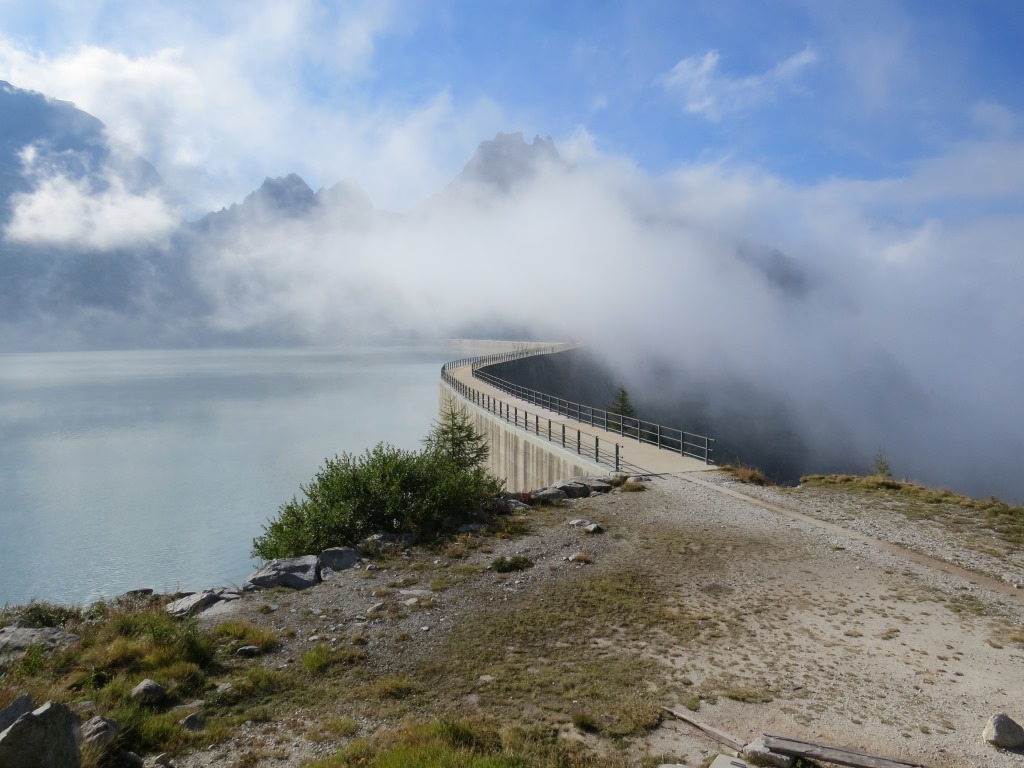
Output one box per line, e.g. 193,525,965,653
440,342,715,492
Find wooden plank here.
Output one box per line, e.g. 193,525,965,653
660,707,746,751
762,735,928,768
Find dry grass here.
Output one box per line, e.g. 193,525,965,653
800,474,1024,546
723,464,772,486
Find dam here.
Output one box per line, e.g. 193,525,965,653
440,343,716,492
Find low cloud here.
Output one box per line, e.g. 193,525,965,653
662,47,818,121
180,127,1024,501
5,146,179,249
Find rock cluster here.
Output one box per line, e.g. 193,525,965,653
529,476,615,504
241,546,363,592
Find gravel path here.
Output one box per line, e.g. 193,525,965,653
177,471,1024,768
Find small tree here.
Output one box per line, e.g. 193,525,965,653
607,385,637,437
608,386,636,418
873,450,893,479
423,402,491,472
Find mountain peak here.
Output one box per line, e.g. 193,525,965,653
454,131,561,192
244,173,316,216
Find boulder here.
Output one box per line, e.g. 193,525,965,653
130,679,166,706
319,547,360,577
553,480,590,498
81,715,121,750
574,477,612,494
568,519,594,528
0,627,79,656
179,713,204,732
531,488,567,504
503,498,532,512
244,555,320,590
0,701,81,768
165,590,222,617
743,736,795,768
983,712,1024,749
0,693,34,733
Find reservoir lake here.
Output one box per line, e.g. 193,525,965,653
0,344,478,607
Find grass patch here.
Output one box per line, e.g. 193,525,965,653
307,718,623,768
621,482,647,493
302,644,367,674
0,596,236,760
359,675,420,700
211,620,277,653
490,555,534,573
721,686,774,704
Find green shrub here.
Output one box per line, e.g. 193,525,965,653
252,410,504,559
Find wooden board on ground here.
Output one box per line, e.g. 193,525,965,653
709,755,750,768
763,734,929,768
660,707,746,751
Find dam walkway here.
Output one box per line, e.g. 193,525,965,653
441,345,715,479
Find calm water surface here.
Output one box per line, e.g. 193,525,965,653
0,345,472,606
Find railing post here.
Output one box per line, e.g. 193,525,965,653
615,443,620,472
594,435,599,461
548,419,551,440
576,429,580,454
561,424,565,448
706,436,710,465
657,424,661,449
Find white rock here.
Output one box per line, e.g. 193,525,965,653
983,712,1024,749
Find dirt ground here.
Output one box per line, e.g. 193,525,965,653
180,470,1024,768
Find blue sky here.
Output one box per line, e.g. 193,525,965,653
2,0,1022,212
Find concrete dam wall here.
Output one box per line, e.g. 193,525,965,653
439,380,604,493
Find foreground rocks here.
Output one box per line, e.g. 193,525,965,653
983,712,1024,749
0,701,80,768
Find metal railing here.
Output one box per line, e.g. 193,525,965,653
441,366,645,475
441,343,574,375
440,344,715,468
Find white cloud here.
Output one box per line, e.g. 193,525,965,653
5,147,178,249
0,1,499,215
662,47,817,121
